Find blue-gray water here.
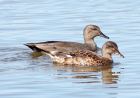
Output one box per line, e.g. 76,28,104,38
0,0,140,98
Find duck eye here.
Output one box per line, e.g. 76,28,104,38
92,28,97,30
107,45,113,48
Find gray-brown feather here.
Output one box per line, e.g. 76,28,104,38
25,41,95,53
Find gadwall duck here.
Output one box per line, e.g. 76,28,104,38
41,41,124,66
25,25,109,53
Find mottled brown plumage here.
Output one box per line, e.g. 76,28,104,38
45,41,124,66
52,50,112,66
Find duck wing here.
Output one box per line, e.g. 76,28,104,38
25,41,93,52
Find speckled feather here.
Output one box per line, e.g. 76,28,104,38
52,50,113,66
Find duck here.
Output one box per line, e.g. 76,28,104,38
40,41,124,66
25,25,109,54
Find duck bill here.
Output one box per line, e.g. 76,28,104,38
99,31,109,39
116,49,124,58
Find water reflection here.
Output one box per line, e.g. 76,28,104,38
30,51,120,84
102,66,119,84
31,52,44,58
53,63,120,84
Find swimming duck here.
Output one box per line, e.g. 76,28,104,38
25,25,109,53
41,41,124,66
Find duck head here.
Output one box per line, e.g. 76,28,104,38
83,25,109,40
102,41,124,60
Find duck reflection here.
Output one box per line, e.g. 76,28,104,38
30,52,120,84
54,64,120,84
31,52,44,58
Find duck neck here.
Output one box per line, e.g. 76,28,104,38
102,51,113,61
84,38,97,50
83,28,97,51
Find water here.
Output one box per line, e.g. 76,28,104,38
0,0,140,98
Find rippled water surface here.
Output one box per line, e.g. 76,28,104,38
0,0,140,98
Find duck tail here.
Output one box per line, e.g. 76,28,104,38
24,43,53,55
34,47,55,58
24,43,36,50
24,43,43,52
